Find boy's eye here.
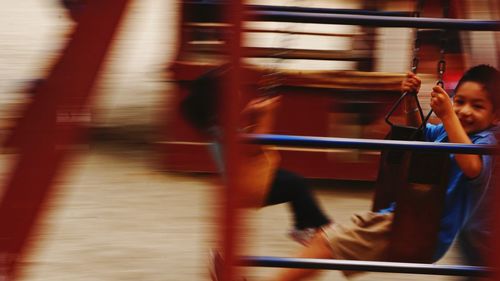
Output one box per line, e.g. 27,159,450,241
453,99,464,105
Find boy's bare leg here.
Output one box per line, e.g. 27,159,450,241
270,232,333,281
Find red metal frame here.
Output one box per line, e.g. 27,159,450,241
492,149,500,281
0,1,131,279
220,2,243,281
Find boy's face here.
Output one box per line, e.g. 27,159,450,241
452,81,497,134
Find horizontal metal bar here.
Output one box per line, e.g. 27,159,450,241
243,134,497,154
238,256,492,277
249,11,500,31
184,2,414,17
248,5,414,17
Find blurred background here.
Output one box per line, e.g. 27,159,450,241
0,0,498,280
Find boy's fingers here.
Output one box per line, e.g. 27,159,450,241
432,85,448,95
406,72,420,84
430,91,444,99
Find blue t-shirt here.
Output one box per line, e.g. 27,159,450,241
427,123,496,260
379,123,497,261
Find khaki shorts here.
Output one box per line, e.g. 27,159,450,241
323,211,394,265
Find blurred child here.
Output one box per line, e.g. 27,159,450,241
180,66,332,245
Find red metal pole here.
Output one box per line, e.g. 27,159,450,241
220,1,244,281
492,146,500,281
0,1,131,279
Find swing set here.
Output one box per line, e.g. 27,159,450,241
0,1,498,281
215,0,500,280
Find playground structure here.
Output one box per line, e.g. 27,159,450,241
0,1,499,280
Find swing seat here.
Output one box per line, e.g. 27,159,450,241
372,124,450,263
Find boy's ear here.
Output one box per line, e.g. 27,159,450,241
492,110,500,126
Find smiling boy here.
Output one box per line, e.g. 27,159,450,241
404,64,499,261
265,65,499,281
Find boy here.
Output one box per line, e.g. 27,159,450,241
266,64,499,281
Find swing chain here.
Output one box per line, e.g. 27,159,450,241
421,0,451,125
258,0,304,97
436,33,447,89
411,0,425,75
436,52,446,89
384,0,426,126
436,0,450,89
410,0,426,74
411,36,420,74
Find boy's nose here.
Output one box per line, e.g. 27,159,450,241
459,105,473,116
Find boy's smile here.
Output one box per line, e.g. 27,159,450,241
452,81,497,134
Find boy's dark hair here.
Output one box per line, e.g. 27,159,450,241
455,64,500,110
180,67,225,134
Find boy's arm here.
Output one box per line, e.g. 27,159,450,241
242,95,281,135
236,96,282,208
404,93,423,127
240,95,282,156
430,86,483,178
401,72,423,126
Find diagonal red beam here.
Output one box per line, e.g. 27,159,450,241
0,1,131,279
